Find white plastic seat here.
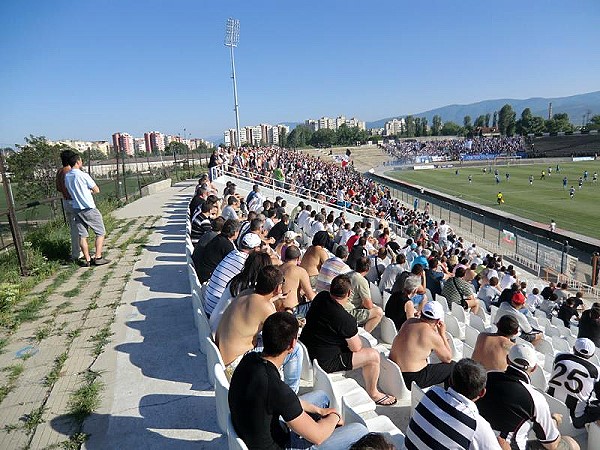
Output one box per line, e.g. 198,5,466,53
205,337,225,385
312,359,372,412
446,331,463,361
444,313,465,341
530,366,548,391
489,305,499,324
214,364,230,434
469,313,486,333
474,303,491,326
569,323,578,336
358,328,378,348
462,343,474,358
544,325,560,338
341,398,406,448
379,316,397,345
544,353,555,373
564,333,576,347
410,381,428,417
536,338,555,358
435,294,450,313
542,392,587,437
378,354,411,402
534,309,547,320
382,291,391,310
588,421,600,450
425,288,433,303
536,315,552,330
551,316,564,328
527,315,543,331
227,415,249,450
451,302,469,325
464,324,480,348
551,335,571,353
297,340,313,383
370,283,383,308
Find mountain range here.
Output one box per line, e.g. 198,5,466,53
366,90,600,129
206,90,600,143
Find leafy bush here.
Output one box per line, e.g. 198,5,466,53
26,220,70,261
0,283,20,312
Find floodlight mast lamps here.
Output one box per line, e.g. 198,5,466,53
225,18,241,149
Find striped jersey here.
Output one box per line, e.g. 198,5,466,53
406,386,500,450
547,352,600,418
203,249,248,316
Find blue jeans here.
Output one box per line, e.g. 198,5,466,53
287,390,369,450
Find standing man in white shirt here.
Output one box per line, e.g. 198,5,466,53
64,153,109,266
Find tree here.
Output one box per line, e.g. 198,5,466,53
287,125,313,148
164,141,189,156
421,117,428,136
492,111,498,128
279,128,287,147
310,128,336,148
588,115,600,131
87,147,108,161
440,121,462,136
498,104,516,135
405,115,415,137
485,113,491,127
8,136,68,202
474,115,486,128
545,112,573,133
431,115,442,136
414,117,422,137
463,115,472,129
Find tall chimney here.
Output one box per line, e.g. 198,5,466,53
548,102,553,120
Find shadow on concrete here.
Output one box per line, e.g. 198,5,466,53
154,255,185,263
133,265,190,294
52,394,225,449
114,296,208,389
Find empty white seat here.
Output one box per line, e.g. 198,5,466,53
530,365,548,391
544,353,555,373
462,343,474,358
551,316,564,328
227,415,249,450
588,421,600,450
569,323,578,336
370,283,383,308
197,309,212,355
464,324,480,348
444,313,465,341
446,331,463,361
205,337,225,385
358,328,378,348
534,309,547,320
564,333,576,347
312,359,372,412
435,295,450,313
474,305,491,327
551,335,571,353
378,354,411,402
341,398,406,448
382,291,391,309
544,325,561,338
489,305,499,324
379,316,397,345
425,288,433,303
214,364,230,434
451,302,469,325
527,315,543,331
536,338,555,358
469,313,486,333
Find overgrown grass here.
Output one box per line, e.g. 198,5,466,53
34,325,52,342
89,325,113,357
44,351,68,387
63,287,81,298
67,371,103,423
0,363,25,404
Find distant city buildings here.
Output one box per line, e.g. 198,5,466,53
304,115,366,132
384,118,406,136
223,123,289,147
48,139,111,155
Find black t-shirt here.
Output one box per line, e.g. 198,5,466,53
194,234,234,282
578,307,600,347
189,195,205,217
267,221,288,246
385,291,411,330
299,291,358,364
557,304,578,327
229,352,303,450
425,269,442,299
540,286,554,300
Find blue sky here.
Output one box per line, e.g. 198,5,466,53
1,0,599,146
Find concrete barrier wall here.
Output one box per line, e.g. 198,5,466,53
141,179,172,197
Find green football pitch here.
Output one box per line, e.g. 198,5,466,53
387,161,600,240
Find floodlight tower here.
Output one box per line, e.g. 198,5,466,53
225,18,241,148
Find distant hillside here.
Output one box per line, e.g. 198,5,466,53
366,91,600,128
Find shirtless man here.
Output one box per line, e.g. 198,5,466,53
300,231,330,289
215,265,302,391
279,245,315,317
472,315,518,371
389,301,455,389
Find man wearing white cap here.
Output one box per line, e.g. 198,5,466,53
203,232,262,317
389,301,455,390
547,338,600,429
478,344,580,450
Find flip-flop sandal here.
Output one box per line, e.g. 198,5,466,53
374,394,397,406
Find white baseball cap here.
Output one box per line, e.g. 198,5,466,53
574,338,595,357
241,233,262,249
422,302,444,321
508,344,538,370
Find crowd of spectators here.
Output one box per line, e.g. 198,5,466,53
381,136,528,165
